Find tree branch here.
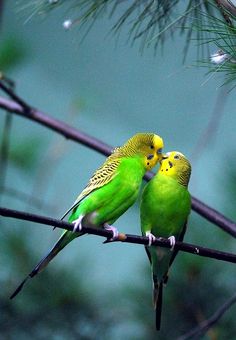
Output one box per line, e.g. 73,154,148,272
0,95,112,156
214,0,234,26
1,207,236,264
178,292,236,340
0,87,236,238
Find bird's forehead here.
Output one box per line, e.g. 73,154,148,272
153,135,164,148
168,151,185,158
174,151,184,157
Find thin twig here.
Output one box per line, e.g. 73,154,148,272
0,113,12,200
178,292,236,340
148,3,202,44
0,95,112,156
0,81,31,113
1,207,236,264
0,89,236,238
0,75,15,204
0,186,56,212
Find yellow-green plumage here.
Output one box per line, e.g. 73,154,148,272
140,151,191,330
11,133,164,298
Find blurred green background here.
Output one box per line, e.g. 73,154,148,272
0,1,236,339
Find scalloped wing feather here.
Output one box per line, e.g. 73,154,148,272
60,156,121,220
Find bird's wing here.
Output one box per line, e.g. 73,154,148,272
60,157,121,220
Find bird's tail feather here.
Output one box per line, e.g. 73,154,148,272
10,230,78,299
153,276,163,331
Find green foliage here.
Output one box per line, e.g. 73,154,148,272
22,0,236,87
7,137,42,171
19,1,214,49
0,38,27,71
19,0,236,86
0,222,113,339
194,5,236,88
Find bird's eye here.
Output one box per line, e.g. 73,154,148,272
174,154,180,160
157,148,162,154
147,154,154,160
150,145,154,149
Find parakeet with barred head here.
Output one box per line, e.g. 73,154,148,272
140,151,191,331
11,132,164,299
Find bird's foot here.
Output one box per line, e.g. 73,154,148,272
72,215,84,233
168,236,176,251
103,223,119,243
146,232,156,246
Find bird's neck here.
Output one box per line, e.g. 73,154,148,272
158,170,189,188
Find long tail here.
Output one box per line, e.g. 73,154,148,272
153,276,163,331
10,230,79,299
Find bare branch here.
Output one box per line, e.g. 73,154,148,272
178,292,236,340
0,79,31,113
0,88,236,237
214,0,234,26
1,207,236,264
0,95,112,156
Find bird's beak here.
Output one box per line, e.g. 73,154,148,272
159,154,168,164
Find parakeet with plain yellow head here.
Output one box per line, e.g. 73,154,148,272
11,132,164,298
140,151,191,330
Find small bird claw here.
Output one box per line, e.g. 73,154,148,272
72,215,84,233
146,232,156,246
103,223,119,242
168,236,176,251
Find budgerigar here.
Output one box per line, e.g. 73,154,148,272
11,133,164,299
140,151,191,330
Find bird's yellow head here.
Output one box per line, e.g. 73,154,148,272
159,151,191,187
116,133,164,171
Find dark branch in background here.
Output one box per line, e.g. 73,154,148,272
1,207,236,264
218,0,236,17
0,113,12,199
0,74,15,205
0,77,30,112
0,93,112,156
0,84,236,237
178,292,236,340
214,0,233,26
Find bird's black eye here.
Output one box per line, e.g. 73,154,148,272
174,154,180,160
150,145,154,149
147,154,154,160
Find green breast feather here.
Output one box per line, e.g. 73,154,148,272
141,173,191,238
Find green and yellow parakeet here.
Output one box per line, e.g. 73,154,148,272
140,151,191,330
11,132,164,299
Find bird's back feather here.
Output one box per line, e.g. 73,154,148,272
60,157,121,220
